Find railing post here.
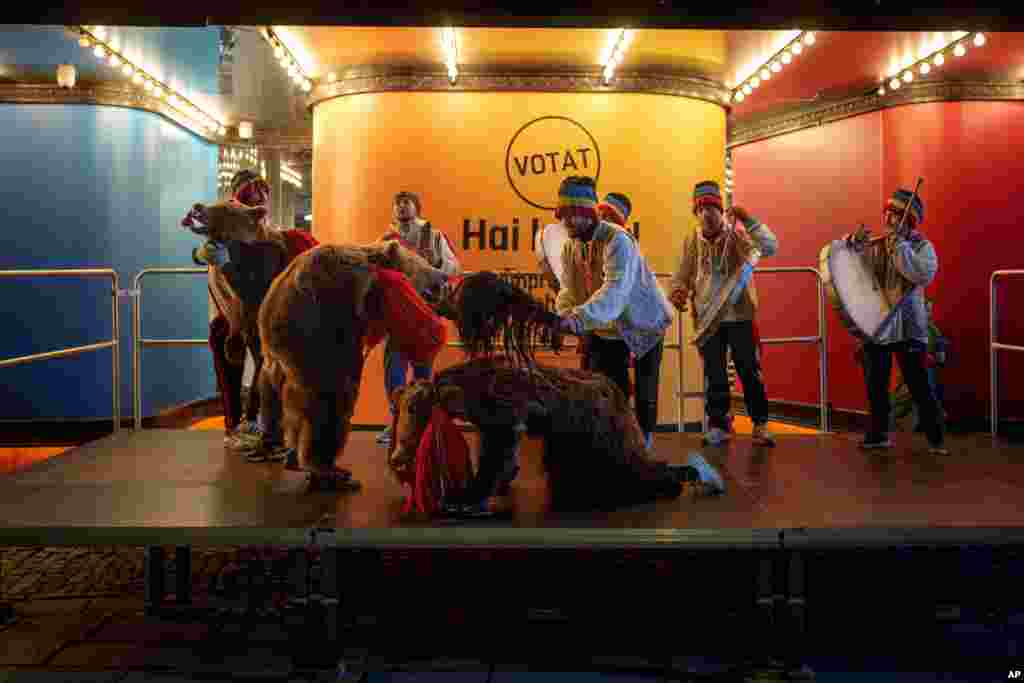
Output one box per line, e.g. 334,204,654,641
988,270,1024,440
111,272,121,435
133,271,144,431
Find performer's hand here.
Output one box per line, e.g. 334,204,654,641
669,288,689,312
559,315,584,336
847,224,871,248
727,206,752,226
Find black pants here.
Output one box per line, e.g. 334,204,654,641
587,335,664,438
700,321,769,429
862,340,945,445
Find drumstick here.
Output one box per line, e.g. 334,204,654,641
867,177,923,243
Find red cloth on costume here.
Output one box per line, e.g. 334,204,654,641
281,229,319,263
403,406,473,516
364,266,447,364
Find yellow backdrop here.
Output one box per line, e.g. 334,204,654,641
312,90,725,428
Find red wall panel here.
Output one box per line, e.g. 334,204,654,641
733,113,883,413
733,100,1024,425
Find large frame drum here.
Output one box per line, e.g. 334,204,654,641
820,239,891,343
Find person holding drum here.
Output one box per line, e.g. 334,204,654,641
668,180,779,447
839,188,948,455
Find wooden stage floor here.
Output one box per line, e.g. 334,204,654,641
1,425,1023,545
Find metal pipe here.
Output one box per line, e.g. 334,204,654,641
132,267,208,431
0,269,120,437
141,339,210,346
133,271,144,431
0,341,116,369
817,269,829,433
111,272,120,435
759,336,821,345
989,271,1024,439
992,343,1024,353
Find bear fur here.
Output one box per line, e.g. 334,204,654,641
258,240,448,479
389,359,684,512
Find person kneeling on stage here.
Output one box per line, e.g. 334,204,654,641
845,189,948,455
553,177,672,454
669,181,779,447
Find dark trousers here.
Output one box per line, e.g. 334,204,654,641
862,340,945,445
587,334,664,438
700,320,769,429
209,315,244,431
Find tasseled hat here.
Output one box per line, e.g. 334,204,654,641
693,180,723,214
554,176,599,224
394,191,422,215
231,169,270,208
598,192,632,227
886,188,924,226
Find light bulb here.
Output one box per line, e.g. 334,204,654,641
122,63,133,76
934,53,945,66
218,126,226,135
771,61,782,72
804,32,816,45
274,46,284,58
781,51,792,64
734,91,744,102
902,71,913,82
750,76,760,87
742,84,752,95
302,80,312,92
79,36,91,48
94,26,106,40
761,68,770,80
920,62,931,75
109,54,120,67
792,42,803,55
94,45,106,58
974,33,986,47
890,78,901,90
143,80,153,91
878,86,885,95
132,73,142,85
954,43,966,57
327,72,337,83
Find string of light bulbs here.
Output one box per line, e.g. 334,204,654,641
441,28,459,84
732,31,816,104
601,29,634,85
70,26,227,138
260,27,313,93
281,163,303,189
876,31,986,96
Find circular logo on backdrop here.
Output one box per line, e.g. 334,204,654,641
505,116,602,211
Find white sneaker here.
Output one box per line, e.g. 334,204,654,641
703,427,732,446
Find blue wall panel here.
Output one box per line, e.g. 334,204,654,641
0,27,221,421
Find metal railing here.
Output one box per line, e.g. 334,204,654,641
680,267,829,434
0,269,121,435
132,268,209,430
990,270,1024,439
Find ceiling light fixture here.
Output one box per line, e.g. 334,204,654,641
70,26,226,140
731,31,816,104
441,27,459,85
876,31,986,97
260,27,314,93
601,28,634,85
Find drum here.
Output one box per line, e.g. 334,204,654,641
819,239,891,343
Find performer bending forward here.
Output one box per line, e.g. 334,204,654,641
844,189,947,455
669,181,779,447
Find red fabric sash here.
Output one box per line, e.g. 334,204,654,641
403,405,473,516
364,266,447,364
281,230,320,263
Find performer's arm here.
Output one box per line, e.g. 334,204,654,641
572,232,638,328
890,236,938,286
744,216,779,257
554,241,577,316
435,231,463,276
668,234,695,310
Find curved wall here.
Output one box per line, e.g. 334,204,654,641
732,99,1024,426
313,90,727,426
0,25,221,423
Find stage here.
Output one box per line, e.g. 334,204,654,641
1,427,1023,546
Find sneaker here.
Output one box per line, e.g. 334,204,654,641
860,434,892,449
246,441,291,463
752,423,776,447
703,427,732,446
376,426,393,445
685,452,726,494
